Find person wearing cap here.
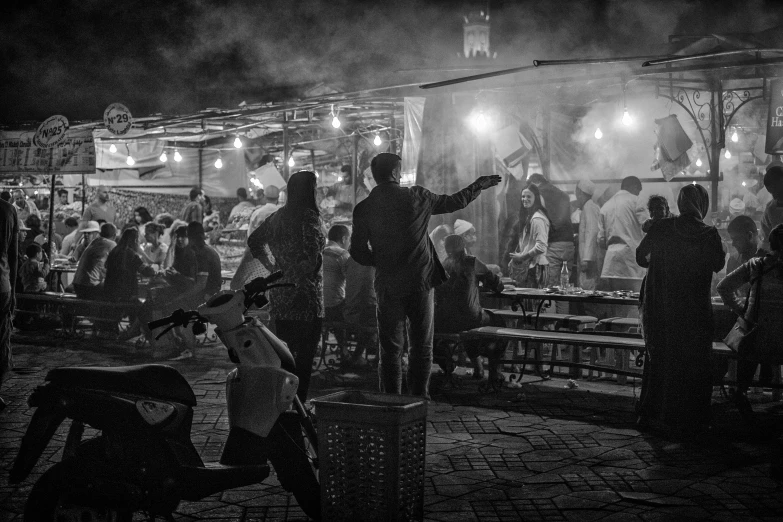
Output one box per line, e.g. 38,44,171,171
0,195,19,411
435,234,505,380
760,165,783,253
453,219,477,255
72,222,117,300
350,152,501,398
575,179,602,294
70,220,102,262
429,224,452,263
729,198,746,218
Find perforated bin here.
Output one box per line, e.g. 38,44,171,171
311,390,428,522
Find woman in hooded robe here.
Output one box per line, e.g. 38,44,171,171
636,184,725,433
248,171,325,401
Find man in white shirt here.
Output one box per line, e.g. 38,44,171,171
59,217,80,257
11,189,40,223
598,176,649,315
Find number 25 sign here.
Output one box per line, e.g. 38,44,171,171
34,115,70,148
104,103,133,135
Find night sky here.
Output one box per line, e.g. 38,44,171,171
2,0,782,123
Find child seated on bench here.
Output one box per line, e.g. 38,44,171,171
19,243,49,293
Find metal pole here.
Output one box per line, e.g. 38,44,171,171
390,112,397,155
352,134,359,209
47,163,55,269
283,116,290,182
81,173,86,210
310,149,316,171
198,148,203,189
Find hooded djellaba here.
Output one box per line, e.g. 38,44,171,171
635,183,726,434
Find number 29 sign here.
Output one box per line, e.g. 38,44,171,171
104,102,133,135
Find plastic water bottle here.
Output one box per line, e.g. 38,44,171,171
560,263,570,292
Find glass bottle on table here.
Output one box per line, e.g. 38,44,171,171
560,263,570,293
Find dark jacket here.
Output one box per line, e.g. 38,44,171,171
350,180,482,297
538,182,573,244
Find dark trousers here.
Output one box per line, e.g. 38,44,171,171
0,291,12,387
275,318,323,401
73,283,104,300
377,288,434,398
737,360,776,393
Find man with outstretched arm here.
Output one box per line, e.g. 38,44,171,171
350,153,501,399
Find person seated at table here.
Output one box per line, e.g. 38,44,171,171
35,219,63,254
19,243,49,293
133,206,153,233
104,228,156,302
71,222,116,300
162,222,190,270
71,220,106,262
453,219,477,256
323,224,350,356
507,184,550,288
59,217,80,257
187,222,222,303
435,234,505,379
141,222,168,267
202,195,222,244
20,215,44,259
343,257,378,369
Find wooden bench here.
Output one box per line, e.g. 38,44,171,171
460,326,732,390
16,292,143,338
595,318,642,384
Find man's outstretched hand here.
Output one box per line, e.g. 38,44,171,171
475,175,502,190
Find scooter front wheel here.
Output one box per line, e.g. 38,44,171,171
268,410,321,521
24,460,134,522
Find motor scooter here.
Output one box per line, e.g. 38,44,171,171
10,272,320,521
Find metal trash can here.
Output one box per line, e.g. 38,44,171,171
311,390,428,521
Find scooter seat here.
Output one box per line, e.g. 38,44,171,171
46,364,197,406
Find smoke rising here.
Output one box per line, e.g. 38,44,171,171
1,0,782,122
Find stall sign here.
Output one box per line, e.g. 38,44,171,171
0,129,95,173
34,115,70,149
103,103,133,135
765,78,783,154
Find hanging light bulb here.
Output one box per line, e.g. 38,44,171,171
234,136,242,149
724,149,732,159
741,181,747,187
126,155,135,166
288,156,295,168
374,134,382,146
622,108,632,126
159,151,168,163
731,130,739,143
109,144,117,153
594,128,603,140
696,157,702,167
331,114,341,129
174,150,182,162
215,157,223,169
692,180,697,186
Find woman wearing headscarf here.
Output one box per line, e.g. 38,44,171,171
635,184,725,434
507,183,550,288
435,234,505,379
248,171,325,401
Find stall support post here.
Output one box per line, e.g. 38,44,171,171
541,105,551,180
311,150,316,172
283,117,290,182
198,147,203,189
47,165,55,269
81,174,86,210
709,86,722,214
352,134,359,209
390,112,397,155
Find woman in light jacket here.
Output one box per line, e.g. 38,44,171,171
508,183,550,288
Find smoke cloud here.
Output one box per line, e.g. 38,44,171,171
1,0,782,122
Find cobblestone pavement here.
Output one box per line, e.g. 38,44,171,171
1,330,783,521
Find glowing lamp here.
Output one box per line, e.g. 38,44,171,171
374,134,382,146
234,136,242,148
741,181,746,187
594,128,603,140
159,151,168,163
724,150,731,159
126,155,135,166
288,156,295,168
174,150,182,162
622,109,632,126
215,157,223,169
337,176,343,182
695,158,702,167
331,115,341,129
731,130,739,143
109,144,117,153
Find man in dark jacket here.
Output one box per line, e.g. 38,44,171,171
350,153,500,398
528,173,574,310
1,197,19,410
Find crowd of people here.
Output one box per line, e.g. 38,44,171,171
1,155,782,421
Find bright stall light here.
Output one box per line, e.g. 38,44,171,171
594,128,603,140
622,109,632,126
126,155,135,166
174,150,182,162
109,144,117,153
731,130,739,143
724,149,732,159
373,134,382,147
471,111,489,132
692,180,697,185
288,156,295,168
695,157,702,167
337,176,343,182
331,115,341,129
215,157,223,169
159,151,168,163
234,136,242,149
741,181,746,187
